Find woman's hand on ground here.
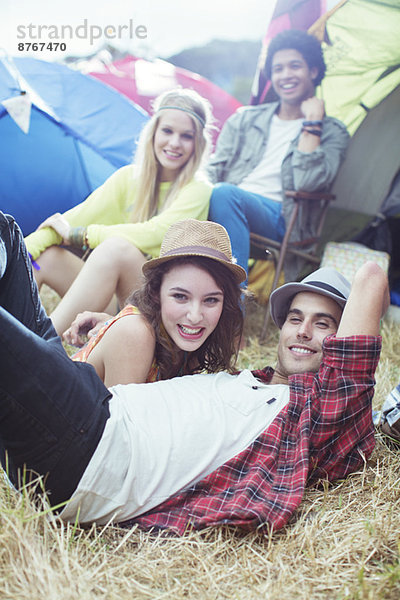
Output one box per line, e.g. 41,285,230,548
63,311,112,347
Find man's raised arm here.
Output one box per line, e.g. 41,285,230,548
336,261,390,338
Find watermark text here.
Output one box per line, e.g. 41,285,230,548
17,19,147,46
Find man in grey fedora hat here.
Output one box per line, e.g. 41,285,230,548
0,211,389,535
268,267,352,384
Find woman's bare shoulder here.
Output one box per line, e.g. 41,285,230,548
104,310,156,346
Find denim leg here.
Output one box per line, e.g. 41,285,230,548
0,308,111,506
0,212,56,341
0,212,111,506
209,183,286,275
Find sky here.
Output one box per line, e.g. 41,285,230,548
1,0,277,61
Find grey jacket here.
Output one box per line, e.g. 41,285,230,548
208,102,350,278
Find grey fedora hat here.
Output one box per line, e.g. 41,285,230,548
270,267,351,328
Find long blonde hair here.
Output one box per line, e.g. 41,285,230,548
131,88,213,223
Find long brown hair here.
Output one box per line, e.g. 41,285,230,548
128,256,243,380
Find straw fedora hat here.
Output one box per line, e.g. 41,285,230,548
142,219,246,283
269,267,351,328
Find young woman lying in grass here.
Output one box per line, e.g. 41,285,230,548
64,219,246,386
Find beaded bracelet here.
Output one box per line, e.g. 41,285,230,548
83,230,89,251
301,127,322,137
69,226,89,250
302,120,323,127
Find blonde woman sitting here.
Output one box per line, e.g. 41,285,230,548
25,88,213,336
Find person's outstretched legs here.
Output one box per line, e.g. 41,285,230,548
0,213,111,506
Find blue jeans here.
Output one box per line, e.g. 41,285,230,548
0,213,111,507
209,183,286,278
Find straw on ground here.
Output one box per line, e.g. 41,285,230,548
0,291,399,599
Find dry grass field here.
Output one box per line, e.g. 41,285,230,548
0,292,399,599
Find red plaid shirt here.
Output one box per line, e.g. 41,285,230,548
122,335,381,534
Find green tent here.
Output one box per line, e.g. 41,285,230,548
311,0,400,245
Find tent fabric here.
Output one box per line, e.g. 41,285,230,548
313,1,400,247
383,171,400,218
89,56,242,143
329,83,400,217
0,57,149,235
314,0,400,135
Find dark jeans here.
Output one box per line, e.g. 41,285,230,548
0,213,111,507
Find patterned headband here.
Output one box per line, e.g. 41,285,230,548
157,105,206,128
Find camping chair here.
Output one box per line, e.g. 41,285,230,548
250,189,335,341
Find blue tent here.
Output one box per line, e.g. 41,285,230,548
0,57,149,235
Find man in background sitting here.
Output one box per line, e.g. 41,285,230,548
208,29,349,280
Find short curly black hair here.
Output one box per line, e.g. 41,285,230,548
264,29,326,87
